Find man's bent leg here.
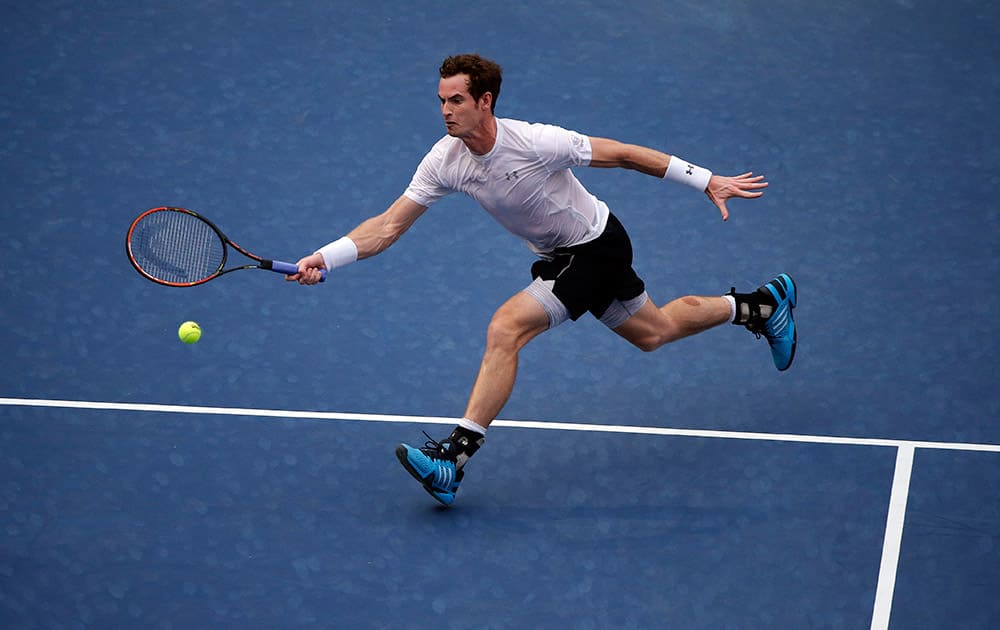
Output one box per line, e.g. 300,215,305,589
464,291,551,428
612,295,731,352
396,290,553,506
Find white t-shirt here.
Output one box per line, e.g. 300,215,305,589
403,118,610,255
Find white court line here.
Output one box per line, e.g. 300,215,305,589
1,396,998,453
870,445,914,630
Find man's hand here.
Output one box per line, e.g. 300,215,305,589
285,252,327,285
705,172,768,221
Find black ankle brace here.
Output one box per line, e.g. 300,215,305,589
446,426,485,469
728,287,776,327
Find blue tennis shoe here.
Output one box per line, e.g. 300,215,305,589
749,274,798,371
396,435,464,506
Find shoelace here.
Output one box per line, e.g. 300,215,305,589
742,300,768,340
418,431,461,491
419,431,456,461
730,286,768,340
739,292,787,342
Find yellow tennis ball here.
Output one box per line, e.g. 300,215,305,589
178,321,202,344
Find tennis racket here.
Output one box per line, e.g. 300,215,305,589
125,206,326,287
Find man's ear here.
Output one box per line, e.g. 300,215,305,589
480,92,493,111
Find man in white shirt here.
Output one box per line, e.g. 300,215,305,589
289,54,796,506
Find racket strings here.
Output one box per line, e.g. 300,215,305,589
131,210,225,283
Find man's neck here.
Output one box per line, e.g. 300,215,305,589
462,115,498,156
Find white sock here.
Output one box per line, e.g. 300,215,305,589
722,294,737,324
457,417,487,436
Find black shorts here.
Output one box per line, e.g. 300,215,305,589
530,213,646,321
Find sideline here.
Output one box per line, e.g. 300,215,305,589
2,396,998,453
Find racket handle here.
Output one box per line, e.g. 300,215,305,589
269,260,327,282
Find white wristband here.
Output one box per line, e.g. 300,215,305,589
316,236,358,271
664,156,713,192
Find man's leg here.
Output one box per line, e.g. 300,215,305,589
463,291,551,428
611,294,731,352
395,290,551,506
610,274,798,370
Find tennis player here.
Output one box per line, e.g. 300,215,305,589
289,54,796,506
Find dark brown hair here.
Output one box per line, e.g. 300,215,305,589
439,54,502,113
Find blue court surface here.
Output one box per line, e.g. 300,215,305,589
2,1,998,628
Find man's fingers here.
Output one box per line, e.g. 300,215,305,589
735,177,767,197
286,266,325,285
706,172,767,219
300,269,321,285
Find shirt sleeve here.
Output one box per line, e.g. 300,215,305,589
531,123,593,172
403,141,452,207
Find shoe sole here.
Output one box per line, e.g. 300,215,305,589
395,445,454,506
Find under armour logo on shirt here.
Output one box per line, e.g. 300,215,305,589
505,170,520,181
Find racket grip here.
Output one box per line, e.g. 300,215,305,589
270,260,327,282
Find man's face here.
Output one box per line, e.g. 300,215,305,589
438,74,490,138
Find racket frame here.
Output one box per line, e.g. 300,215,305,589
125,206,302,287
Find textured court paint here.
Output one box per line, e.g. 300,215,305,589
888,450,1000,628
3,1,999,627
0,405,896,629
870,445,914,630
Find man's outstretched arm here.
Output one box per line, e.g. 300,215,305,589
588,136,768,221
287,195,428,284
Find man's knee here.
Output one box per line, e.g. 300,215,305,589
612,299,672,352
631,333,665,353
485,298,549,353
485,311,528,351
